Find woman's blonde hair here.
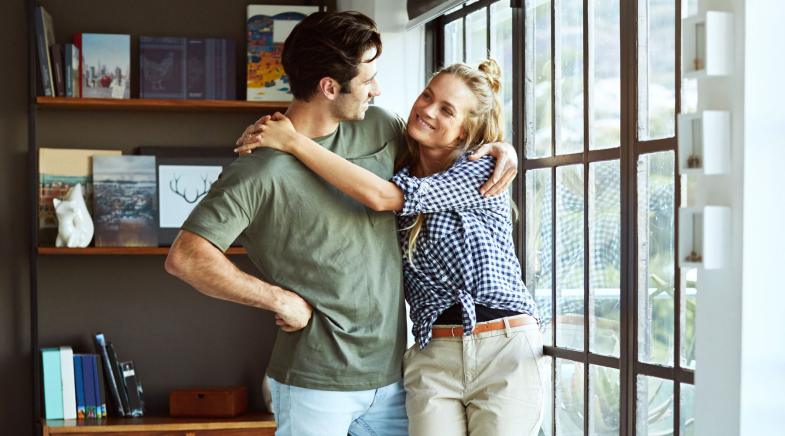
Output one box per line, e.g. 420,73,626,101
398,59,504,264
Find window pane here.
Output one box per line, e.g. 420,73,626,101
637,0,676,140
542,356,555,436
466,8,487,66
557,359,584,436
637,152,676,366
491,1,514,141
589,0,620,150
525,0,553,158
444,18,464,65
556,165,584,350
636,376,674,435
680,383,695,436
681,267,697,369
555,0,584,154
589,160,621,357
590,365,620,436
526,169,554,347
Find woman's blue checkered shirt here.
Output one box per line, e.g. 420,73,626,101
391,153,540,349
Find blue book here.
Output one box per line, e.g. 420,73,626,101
73,355,86,419
41,348,64,420
90,355,105,418
82,354,97,418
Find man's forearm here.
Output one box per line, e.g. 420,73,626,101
165,230,284,312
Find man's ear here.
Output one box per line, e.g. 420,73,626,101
318,77,340,101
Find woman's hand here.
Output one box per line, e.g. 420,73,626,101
233,112,298,155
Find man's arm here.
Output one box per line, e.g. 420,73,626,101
164,230,312,332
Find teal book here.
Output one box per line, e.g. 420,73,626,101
41,348,64,419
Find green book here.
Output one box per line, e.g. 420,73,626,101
41,348,64,420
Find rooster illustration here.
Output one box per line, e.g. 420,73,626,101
143,52,174,91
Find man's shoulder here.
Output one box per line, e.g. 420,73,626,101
216,151,296,187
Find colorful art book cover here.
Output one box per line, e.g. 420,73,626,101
140,36,187,99
93,156,158,247
39,148,122,245
75,33,131,99
246,5,318,101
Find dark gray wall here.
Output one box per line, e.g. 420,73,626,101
1,1,334,434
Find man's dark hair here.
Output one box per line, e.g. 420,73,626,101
282,11,382,101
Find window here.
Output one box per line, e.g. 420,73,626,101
432,1,694,434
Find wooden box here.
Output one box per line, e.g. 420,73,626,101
169,386,248,418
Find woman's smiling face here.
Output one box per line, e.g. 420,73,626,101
406,72,478,150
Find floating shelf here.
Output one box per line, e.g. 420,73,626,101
682,11,734,78
678,206,731,269
38,246,247,255
36,96,288,112
677,111,730,175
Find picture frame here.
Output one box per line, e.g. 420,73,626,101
140,147,237,246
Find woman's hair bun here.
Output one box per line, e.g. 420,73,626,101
478,59,502,94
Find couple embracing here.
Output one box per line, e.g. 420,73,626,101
166,10,543,436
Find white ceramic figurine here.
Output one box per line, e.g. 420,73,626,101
53,183,94,248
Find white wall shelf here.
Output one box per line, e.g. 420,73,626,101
682,11,734,78
677,111,731,175
678,206,731,269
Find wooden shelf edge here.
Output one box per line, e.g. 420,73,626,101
38,247,247,255
36,96,289,112
42,412,275,432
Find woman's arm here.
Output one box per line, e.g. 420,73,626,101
237,114,404,212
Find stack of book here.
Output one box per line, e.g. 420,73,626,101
41,334,144,420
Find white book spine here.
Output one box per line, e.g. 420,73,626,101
59,346,77,420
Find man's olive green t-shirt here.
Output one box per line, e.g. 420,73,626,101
182,106,408,391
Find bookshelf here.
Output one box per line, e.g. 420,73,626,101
28,0,331,434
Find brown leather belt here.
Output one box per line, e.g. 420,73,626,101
431,314,538,338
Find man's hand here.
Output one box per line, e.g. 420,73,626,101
274,288,313,332
469,142,519,197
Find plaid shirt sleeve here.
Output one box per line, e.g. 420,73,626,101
391,155,504,216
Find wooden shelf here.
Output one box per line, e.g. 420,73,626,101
38,247,247,256
36,97,288,113
43,411,275,433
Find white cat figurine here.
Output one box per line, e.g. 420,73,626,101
53,183,94,248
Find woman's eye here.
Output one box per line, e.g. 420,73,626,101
442,108,453,116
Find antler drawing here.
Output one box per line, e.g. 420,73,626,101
170,175,210,204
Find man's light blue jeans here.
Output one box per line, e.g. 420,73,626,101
266,376,408,436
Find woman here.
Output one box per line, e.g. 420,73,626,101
237,60,543,436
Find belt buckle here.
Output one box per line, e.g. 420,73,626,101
451,326,462,337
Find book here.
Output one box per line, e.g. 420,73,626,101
82,354,97,418
64,44,80,97
59,346,77,419
107,341,131,415
140,36,188,99
50,44,65,97
34,6,56,97
92,155,158,247
120,361,144,417
91,355,105,418
73,33,131,99
246,5,318,101
73,355,86,419
187,38,236,100
38,148,122,246
94,333,125,416
41,348,64,419
95,358,107,418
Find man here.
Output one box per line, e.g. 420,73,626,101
165,11,517,436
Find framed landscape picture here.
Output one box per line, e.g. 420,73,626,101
92,155,157,247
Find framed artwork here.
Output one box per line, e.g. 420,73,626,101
246,5,319,101
137,146,238,246
92,155,158,247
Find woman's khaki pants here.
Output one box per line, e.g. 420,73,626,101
403,321,545,436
